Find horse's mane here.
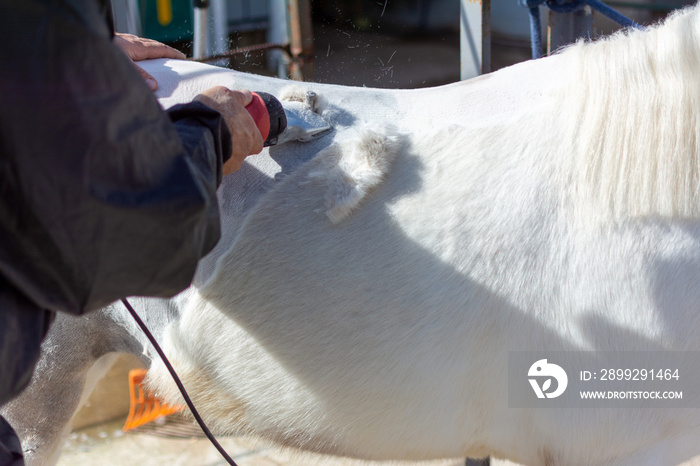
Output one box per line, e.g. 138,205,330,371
559,6,700,222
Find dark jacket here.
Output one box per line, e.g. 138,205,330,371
0,0,232,404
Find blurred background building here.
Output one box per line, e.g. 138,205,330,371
111,0,695,88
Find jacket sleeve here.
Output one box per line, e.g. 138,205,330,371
0,0,233,314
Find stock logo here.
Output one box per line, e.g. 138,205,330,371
528,359,568,399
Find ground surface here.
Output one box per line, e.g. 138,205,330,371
59,418,467,466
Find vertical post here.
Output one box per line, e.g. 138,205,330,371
460,0,491,80
547,6,593,54
482,0,491,74
111,0,143,35
268,0,291,77
211,0,228,56
466,458,491,466
287,0,314,81
192,0,209,59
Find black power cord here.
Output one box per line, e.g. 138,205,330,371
121,298,238,466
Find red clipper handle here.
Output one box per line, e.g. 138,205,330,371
244,91,287,147
245,92,271,142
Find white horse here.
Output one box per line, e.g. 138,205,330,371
4,5,700,465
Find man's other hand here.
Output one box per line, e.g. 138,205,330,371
113,33,186,91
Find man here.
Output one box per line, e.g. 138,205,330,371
0,0,264,463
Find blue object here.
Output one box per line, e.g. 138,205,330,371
519,0,644,58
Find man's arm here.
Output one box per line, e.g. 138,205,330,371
0,0,261,314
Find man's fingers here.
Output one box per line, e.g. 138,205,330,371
137,39,186,60
133,64,158,91
236,89,254,107
195,87,253,107
114,33,186,61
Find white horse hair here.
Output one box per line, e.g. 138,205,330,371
4,5,700,466
561,7,700,223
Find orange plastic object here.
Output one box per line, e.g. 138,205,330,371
156,0,173,25
122,369,183,431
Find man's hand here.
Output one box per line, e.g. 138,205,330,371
194,86,265,175
113,33,185,91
